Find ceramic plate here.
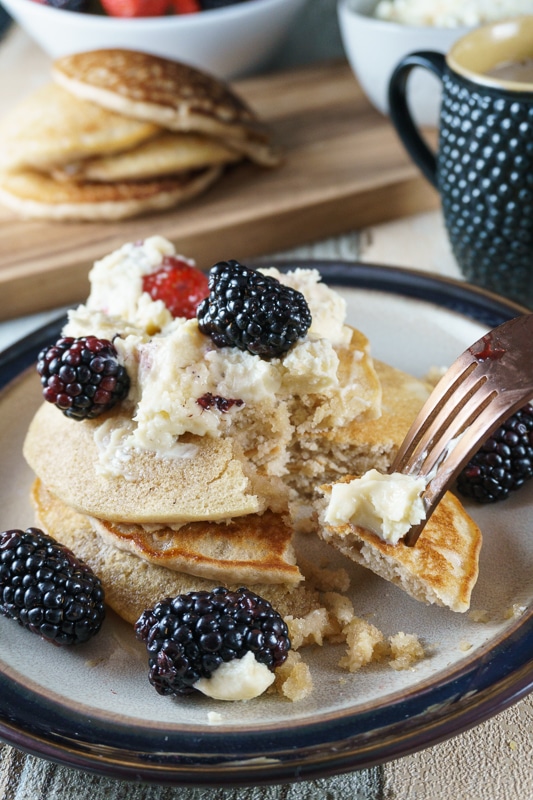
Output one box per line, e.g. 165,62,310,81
0,261,532,787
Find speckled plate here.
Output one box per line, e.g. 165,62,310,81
0,262,532,787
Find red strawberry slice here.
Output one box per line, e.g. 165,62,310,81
100,0,170,17
142,256,209,319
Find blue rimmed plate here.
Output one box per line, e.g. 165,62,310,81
0,261,531,787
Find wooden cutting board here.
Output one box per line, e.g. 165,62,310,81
0,54,439,320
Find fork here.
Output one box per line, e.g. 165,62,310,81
388,313,533,547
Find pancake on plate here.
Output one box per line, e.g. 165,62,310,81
23,403,274,524
31,481,318,626
89,509,302,586
19,239,485,706
287,359,432,507
317,484,481,613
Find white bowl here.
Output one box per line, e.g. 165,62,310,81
337,0,471,127
0,0,308,79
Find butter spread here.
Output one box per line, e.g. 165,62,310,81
325,469,427,545
194,650,275,701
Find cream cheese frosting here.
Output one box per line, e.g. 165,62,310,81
63,236,380,478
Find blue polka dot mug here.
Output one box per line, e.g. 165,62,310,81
388,16,533,307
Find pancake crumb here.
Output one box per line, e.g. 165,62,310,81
273,651,313,702
468,609,490,623
388,632,425,670
339,616,385,672
299,557,350,593
285,608,334,649
339,620,425,673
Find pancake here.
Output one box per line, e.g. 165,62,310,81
317,486,481,613
287,360,431,497
23,403,277,523
0,166,222,221
23,319,380,524
90,510,302,586
52,132,241,183
32,480,321,627
52,49,281,167
0,83,160,173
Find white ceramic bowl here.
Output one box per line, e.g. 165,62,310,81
0,0,308,79
337,0,471,127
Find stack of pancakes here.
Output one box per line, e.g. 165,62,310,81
26,363,482,623
23,242,482,654
0,49,280,221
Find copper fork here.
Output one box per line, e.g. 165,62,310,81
389,313,533,547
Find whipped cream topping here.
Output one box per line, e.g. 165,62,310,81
63,236,372,471
85,235,193,334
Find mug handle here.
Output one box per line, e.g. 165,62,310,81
388,51,446,188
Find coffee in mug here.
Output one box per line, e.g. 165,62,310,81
485,57,533,82
388,16,533,307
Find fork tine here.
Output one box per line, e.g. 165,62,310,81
396,313,533,547
390,355,482,473
404,388,533,546
402,380,498,479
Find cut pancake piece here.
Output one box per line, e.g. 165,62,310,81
0,83,160,173
23,402,276,524
288,360,431,498
0,166,222,221
91,510,302,586
52,49,281,167
32,480,320,626
317,485,481,613
52,132,241,183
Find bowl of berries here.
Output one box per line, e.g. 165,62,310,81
1,0,308,79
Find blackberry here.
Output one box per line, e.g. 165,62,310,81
0,527,105,646
197,260,312,359
199,0,249,8
456,403,533,503
135,587,291,696
44,0,89,10
37,336,130,420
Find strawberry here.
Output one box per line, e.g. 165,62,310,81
142,256,209,319
100,0,169,17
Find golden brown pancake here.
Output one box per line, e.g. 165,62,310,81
23,322,380,523
32,480,321,626
91,510,302,586
23,403,276,524
0,166,222,221
0,83,160,173
52,49,281,167
53,132,241,183
287,359,431,497
317,486,481,613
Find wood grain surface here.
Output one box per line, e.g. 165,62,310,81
0,52,438,320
